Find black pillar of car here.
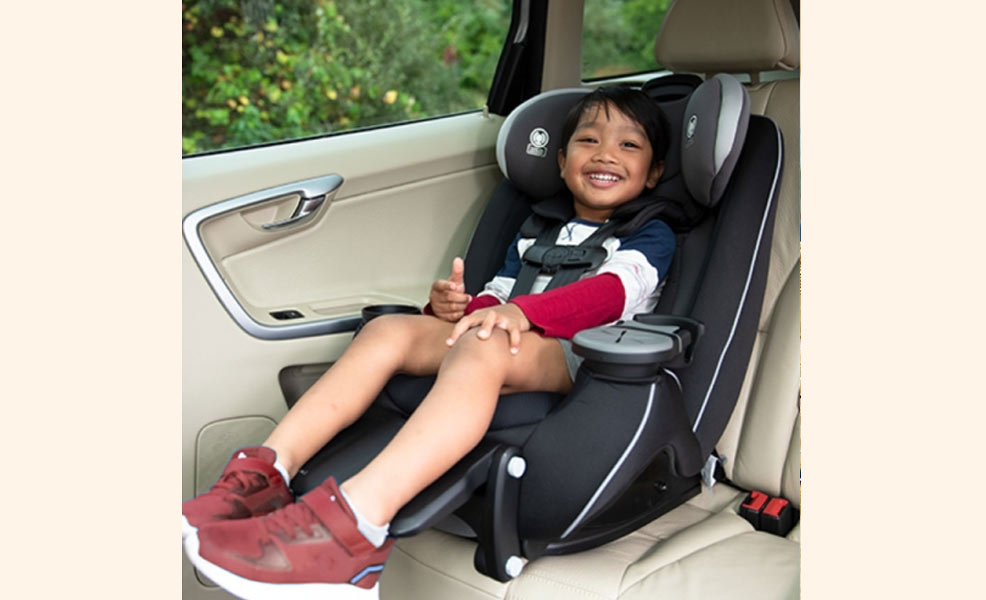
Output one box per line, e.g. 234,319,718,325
486,0,548,116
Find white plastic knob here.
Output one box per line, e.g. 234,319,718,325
507,456,527,478
505,555,525,578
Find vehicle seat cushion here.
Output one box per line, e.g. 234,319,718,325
381,483,800,600
654,0,800,74
715,258,801,508
749,78,800,322
730,261,800,506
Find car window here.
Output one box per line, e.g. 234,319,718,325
182,0,511,155
581,0,670,80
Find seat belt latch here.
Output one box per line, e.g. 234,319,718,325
739,490,769,528
739,490,797,536
761,496,795,536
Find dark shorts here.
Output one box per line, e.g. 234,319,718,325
556,338,583,382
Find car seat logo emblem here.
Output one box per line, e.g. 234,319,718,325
685,115,698,148
526,128,549,158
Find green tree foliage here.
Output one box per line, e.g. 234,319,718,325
581,0,671,79
182,0,509,154
182,1,670,155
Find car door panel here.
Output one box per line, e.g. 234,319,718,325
182,111,504,553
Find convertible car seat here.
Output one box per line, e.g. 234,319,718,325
290,61,783,584
375,0,801,598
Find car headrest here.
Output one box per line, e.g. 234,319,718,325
495,74,749,210
496,88,590,200
654,0,800,75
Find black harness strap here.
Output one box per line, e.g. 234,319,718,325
508,218,620,300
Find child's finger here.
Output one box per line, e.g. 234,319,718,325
507,323,521,355
476,311,498,340
447,313,478,346
442,289,471,304
493,319,521,355
449,257,465,286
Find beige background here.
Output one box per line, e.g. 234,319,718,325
3,2,985,599
3,3,179,599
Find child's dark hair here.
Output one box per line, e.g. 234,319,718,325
559,86,670,168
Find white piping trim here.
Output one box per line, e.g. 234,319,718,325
663,367,682,392
692,122,783,433
561,382,656,539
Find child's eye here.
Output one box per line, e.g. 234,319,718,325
575,136,597,144
622,140,642,149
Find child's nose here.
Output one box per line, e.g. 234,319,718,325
593,142,619,162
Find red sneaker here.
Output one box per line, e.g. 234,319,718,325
182,446,293,538
183,478,393,599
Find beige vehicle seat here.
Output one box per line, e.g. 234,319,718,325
379,0,801,598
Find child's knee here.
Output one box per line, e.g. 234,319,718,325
356,314,421,349
447,328,512,366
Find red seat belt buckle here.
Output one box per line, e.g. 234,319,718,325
739,490,769,529
761,496,796,536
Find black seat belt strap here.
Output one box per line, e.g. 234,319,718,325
509,221,563,300
508,219,620,299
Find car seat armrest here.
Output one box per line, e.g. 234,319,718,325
389,440,520,538
572,315,705,380
631,314,705,367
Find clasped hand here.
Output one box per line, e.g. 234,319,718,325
429,257,531,355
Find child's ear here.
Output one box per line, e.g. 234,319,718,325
646,161,664,189
557,149,567,177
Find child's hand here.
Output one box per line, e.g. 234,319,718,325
446,303,531,355
429,257,472,322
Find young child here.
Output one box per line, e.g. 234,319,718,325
182,86,675,598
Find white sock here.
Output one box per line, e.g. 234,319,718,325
338,486,390,548
237,450,291,486
272,460,291,485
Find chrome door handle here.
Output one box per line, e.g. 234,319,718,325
261,195,325,231
261,195,326,231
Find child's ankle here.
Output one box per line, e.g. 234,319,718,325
338,483,390,548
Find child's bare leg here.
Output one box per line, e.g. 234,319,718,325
263,314,455,476
341,328,572,526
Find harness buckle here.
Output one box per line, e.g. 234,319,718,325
523,245,608,274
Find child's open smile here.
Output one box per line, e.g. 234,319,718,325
558,102,664,222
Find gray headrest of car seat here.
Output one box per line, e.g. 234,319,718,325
495,75,749,208
496,88,590,200
680,73,750,207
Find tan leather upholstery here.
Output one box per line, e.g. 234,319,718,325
655,0,800,75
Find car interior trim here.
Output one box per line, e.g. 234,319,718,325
182,174,361,340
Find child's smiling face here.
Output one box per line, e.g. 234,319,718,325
558,102,664,222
